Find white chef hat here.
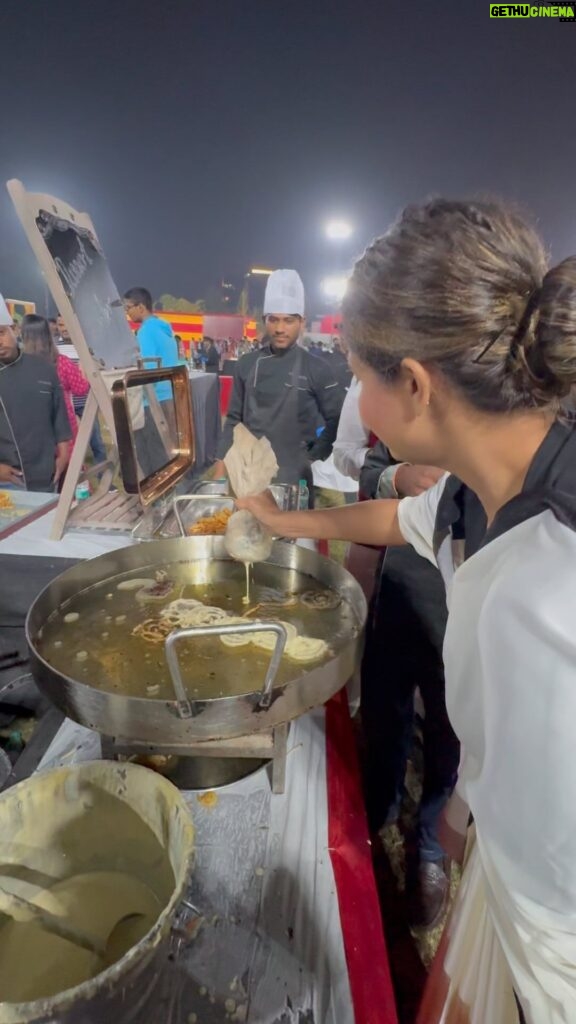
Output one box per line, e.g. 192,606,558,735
263,270,305,317
0,295,13,326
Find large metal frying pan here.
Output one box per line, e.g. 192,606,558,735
26,539,366,746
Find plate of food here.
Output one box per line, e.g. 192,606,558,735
0,490,57,538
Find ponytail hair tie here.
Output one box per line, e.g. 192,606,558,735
473,286,542,364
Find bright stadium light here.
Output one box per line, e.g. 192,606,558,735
325,219,353,241
321,275,349,302
250,267,274,275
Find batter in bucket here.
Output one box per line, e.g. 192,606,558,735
0,871,161,1002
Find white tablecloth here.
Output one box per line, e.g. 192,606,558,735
0,506,135,559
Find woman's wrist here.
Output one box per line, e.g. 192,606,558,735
273,509,318,539
391,462,411,498
377,463,410,499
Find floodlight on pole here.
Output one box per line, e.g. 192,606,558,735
249,267,274,276
325,220,353,241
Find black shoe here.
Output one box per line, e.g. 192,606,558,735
407,858,450,930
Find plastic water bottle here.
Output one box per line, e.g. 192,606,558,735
75,482,90,501
298,479,309,510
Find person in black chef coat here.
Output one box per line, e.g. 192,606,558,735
0,294,71,492
212,270,345,503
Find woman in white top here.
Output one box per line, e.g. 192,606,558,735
239,199,576,1023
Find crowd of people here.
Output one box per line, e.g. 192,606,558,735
189,335,250,371
184,331,351,381
0,288,253,490
0,276,352,495
1,195,576,1022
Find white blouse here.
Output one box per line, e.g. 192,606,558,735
398,481,576,918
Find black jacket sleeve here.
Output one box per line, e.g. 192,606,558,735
359,441,396,499
307,360,346,462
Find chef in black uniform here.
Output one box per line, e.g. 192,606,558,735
212,270,345,502
0,294,70,492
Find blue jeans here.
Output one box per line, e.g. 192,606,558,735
72,397,107,463
88,419,107,464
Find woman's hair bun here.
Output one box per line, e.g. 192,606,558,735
515,257,576,403
343,197,576,413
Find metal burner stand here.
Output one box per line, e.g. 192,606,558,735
99,620,291,792
101,720,289,793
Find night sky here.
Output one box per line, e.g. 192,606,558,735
1,0,575,315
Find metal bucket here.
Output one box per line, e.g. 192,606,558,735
0,761,195,1023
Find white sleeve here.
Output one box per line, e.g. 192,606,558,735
332,379,370,482
461,518,576,916
397,474,449,565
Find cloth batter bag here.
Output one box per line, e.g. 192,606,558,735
223,424,278,563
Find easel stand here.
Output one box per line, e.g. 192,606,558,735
50,380,173,540
51,391,136,539
7,179,181,541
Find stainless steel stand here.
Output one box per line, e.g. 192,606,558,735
101,721,289,794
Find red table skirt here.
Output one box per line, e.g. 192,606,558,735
219,375,234,417
326,691,399,1023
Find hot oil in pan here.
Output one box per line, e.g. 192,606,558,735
37,561,359,702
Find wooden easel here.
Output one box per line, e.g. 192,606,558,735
7,179,176,540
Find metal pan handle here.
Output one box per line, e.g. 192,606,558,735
165,621,287,719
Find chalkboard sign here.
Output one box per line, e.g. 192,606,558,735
36,209,138,370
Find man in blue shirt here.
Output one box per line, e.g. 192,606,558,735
123,287,181,475
122,288,179,402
